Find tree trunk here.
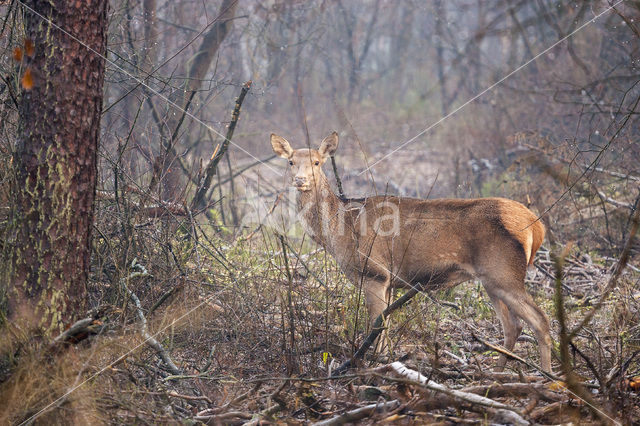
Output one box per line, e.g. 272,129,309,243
158,0,239,203
1,0,108,338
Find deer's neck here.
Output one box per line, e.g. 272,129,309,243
296,176,351,251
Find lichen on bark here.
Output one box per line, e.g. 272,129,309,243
0,0,109,339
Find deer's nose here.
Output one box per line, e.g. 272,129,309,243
294,176,307,187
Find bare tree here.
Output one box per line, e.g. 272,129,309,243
154,0,239,203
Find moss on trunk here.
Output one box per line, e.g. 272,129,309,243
1,0,108,338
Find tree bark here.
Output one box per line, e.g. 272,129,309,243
1,0,108,338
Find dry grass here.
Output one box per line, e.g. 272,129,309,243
4,225,639,424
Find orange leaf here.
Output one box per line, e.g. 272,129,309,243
547,381,566,392
629,376,640,391
21,68,34,90
24,39,35,57
12,47,23,62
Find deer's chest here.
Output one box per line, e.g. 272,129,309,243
296,194,337,248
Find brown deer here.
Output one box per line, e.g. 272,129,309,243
271,131,552,372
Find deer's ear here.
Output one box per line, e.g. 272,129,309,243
271,134,293,159
318,131,339,157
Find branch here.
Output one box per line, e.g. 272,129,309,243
569,192,640,339
96,189,189,217
372,362,523,415
330,155,344,197
553,250,616,424
332,287,420,376
192,80,251,211
594,188,634,210
50,317,105,348
473,334,560,381
314,400,400,426
120,259,182,375
211,155,277,191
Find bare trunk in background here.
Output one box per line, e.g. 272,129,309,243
157,0,239,203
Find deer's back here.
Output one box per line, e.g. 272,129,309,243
343,196,543,287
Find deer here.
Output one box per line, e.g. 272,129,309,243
271,131,552,372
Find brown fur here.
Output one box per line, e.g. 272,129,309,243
271,132,553,372
497,199,546,266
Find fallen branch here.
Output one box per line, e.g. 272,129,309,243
120,259,182,375
460,382,563,403
206,382,263,415
167,391,212,404
193,411,252,423
243,403,284,425
314,400,400,426
50,317,105,348
529,401,581,423
372,362,523,415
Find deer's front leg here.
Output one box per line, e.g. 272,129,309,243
362,277,392,355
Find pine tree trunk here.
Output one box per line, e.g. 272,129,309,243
1,0,108,338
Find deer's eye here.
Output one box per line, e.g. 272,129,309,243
314,161,320,166
289,160,294,166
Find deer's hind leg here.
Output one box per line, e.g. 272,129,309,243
483,275,552,373
486,291,523,371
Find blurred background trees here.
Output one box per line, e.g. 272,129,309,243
0,0,637,344
0,1,639,422
0,0,638,338
94,0,639,252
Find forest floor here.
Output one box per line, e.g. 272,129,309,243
2,229,638,425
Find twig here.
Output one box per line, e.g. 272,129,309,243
96,190,189,216
168,90,197,155
200,343,217,373
330,155,344,198
473,334,560,381
332,287,420,376
569,192,640,339
280,237,329,289
279,234,300,375
203,382,262,415
443,350,468,366
167,391,212,404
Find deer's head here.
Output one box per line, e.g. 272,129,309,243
271,132,339,192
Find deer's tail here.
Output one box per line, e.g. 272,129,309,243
528,218,545,266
